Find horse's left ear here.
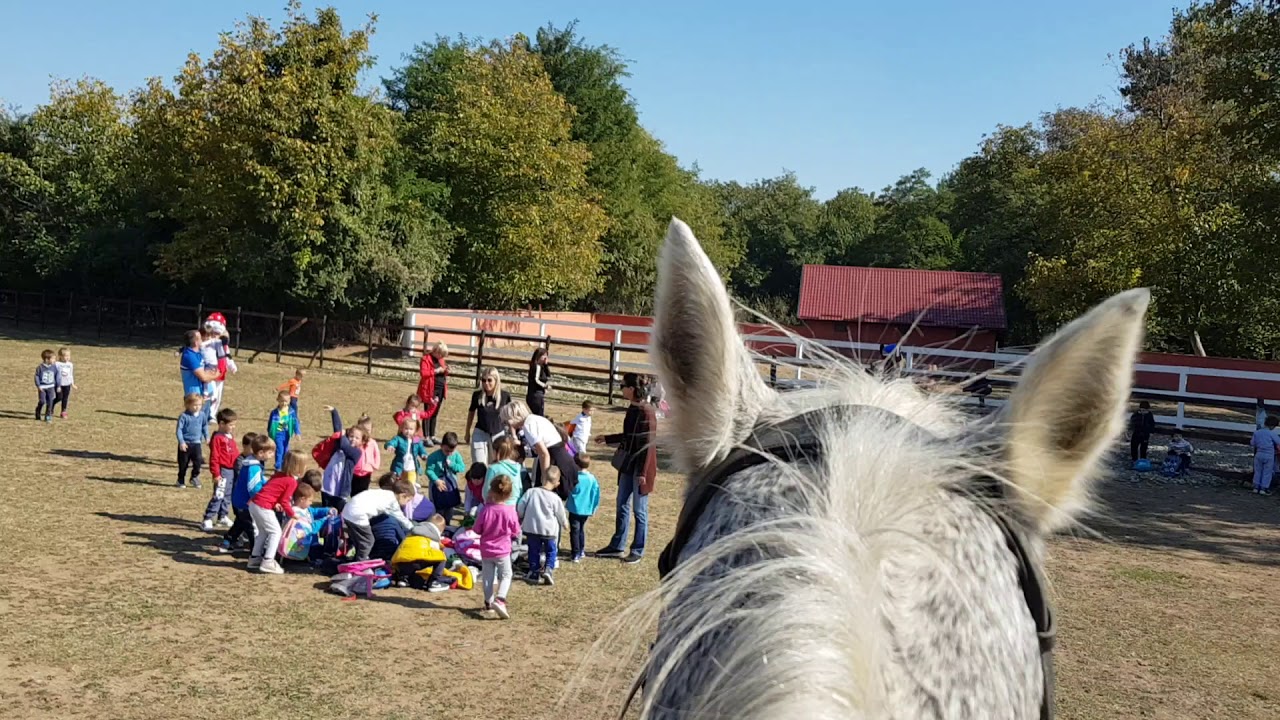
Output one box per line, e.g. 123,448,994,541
653,217,775,474
1000,288,1150,534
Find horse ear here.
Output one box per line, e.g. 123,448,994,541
653,217,774,473
1000,288,1150,534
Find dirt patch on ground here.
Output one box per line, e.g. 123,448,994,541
1,331,1277,719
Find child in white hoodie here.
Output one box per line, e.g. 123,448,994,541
517,466,569,585
341,474,415,561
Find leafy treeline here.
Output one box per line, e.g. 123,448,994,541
1,1,1278,356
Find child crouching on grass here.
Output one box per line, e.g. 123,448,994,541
202,408,239,531
248,448,307,574
518,466,569,586
474,474,521,619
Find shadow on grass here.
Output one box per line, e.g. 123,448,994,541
85,474,170,487
306,580,483,616
121,531,241,569
96,511,197,529
0,409,40,420
96,409,173,422
49,448,169,466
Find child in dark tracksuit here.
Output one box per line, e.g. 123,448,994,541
35,349,58,423
1128,400,1156,461
219,434,266,553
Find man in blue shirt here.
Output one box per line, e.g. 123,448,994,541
180,330,218,397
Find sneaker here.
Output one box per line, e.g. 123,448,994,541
175,481,186,489
216,540,233,554
192,479,203,490
540,571,554,586
201,520,214,532
524,573,540,585
483,601,492,613
595,546,625,558
571,554,583,563
217,516,234,529
259,561,284,575
394,579,409,588
247,557,262,570
60,411,67,419
427,580,452,593
45,416,53,423
622,552,643,565
1263,490,1273,496
493,598,510,620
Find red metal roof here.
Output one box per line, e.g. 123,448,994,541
797,265,1006,330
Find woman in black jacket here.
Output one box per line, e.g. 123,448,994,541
526,348,551,417
594,372,656,565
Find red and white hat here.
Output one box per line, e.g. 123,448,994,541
204,312,228,337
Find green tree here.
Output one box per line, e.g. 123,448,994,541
390,36,606,307
858,169,957,269
132,3,450,316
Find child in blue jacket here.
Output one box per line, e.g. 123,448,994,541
566,454,601,562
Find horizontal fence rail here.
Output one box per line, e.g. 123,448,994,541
2,289,1279,433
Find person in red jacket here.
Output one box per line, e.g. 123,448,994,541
417,342,449,444
202,408,240,531
248,448,307,574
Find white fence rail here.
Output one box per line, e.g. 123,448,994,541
404,308,1280,435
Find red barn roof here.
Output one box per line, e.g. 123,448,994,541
797,265,1006,330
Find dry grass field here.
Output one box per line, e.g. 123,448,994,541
1,330,1277,719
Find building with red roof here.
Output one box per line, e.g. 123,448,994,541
796,265,1006,352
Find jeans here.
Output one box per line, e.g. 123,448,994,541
203,471,233,521
568,513,589,558
35,387,57,419
249,504,283,564
607,471,648,555
1253,454,1275,491
526,534,558,576
482,556,513,604
177,443,203,486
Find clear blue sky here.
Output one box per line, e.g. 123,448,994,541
0,0,1180,198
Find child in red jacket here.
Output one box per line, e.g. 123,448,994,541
202,408,240,531
248,448,307,574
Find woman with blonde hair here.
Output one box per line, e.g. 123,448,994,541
417,341,449,444
466,367,511,465
500,399,577,500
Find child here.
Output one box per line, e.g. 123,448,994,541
1167,433,1195,474
202,408,239,530
569,400,593,454
341,474,415,561
219,433,264,553
300,468,323,492
176,393,207,489
464,462,487,516
320,406,366,511
1127,400,1156,462
54,347,78,419
248,447,306,573
483,436,525,508
424,432,465,525
352,415,380,497
1250,416,1280,495
34,349,57,423
386,418,428,483
392,395,427,440
267,391,300,471
278,483,337,562
390,514,453,592
566,454,601,562
517,466,569,585
277,368,306,415
473,475,521,619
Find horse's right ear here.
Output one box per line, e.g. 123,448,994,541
653,217,774,474
1001,288,1150,534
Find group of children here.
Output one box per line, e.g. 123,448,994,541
180,370,602,619
33,347,77,422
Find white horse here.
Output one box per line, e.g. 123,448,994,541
614,218,1148,719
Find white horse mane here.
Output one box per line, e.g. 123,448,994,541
571,218,1149,720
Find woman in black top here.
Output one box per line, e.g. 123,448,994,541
526,347,551,416
594,372,655,564
465,367,511,465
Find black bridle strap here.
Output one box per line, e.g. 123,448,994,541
638,405,1056,720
